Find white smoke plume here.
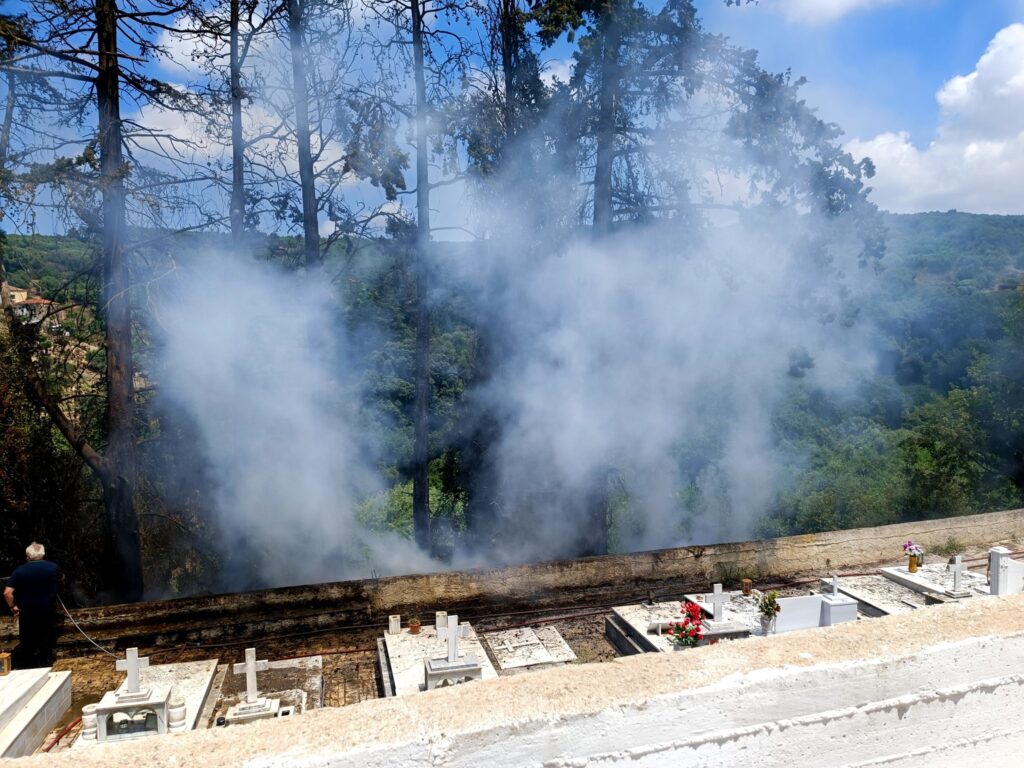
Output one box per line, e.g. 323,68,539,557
154,254,441,587
446,213,878,561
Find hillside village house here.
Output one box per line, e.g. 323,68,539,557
14,296,56,323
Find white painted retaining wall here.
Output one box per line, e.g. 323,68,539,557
280,634,1024,768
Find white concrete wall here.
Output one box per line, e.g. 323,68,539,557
275,634,1024,768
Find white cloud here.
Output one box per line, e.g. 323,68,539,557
541,58,573,86
846,24,1024,214
776,0,907,25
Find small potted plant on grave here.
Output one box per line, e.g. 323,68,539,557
408,617,422,635
667,601,704,649
903,540,924,573
756,591,781,634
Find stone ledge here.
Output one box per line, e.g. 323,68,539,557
14,594,1024,767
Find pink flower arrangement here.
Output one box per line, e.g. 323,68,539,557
903,540,924,557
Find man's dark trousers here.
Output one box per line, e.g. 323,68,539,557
16,607,55,668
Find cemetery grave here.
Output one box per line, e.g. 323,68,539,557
819,574,927,616
770,579,859,634
75,649,218,745
988,546,1024,596
607,578,864,654
0,667,71,758
483,626,576,674
607,585,753,655
880,555,989,598
379,613,498,696
213,652,322,724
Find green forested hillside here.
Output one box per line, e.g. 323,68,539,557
760,212,1024,536
3,211,1024,594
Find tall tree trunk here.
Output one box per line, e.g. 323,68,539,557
592,12,620,235
287,0,320,267
499,0,517,140
410,0,432,551
228,0,245,248
0,71,15,169
96,0,144,602
583,10,619,556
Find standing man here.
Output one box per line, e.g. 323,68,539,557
4,543,60,668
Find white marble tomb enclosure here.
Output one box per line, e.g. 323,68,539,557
485,626,577,671
773,592,858,634
989,547,1024,596
381,621,497,696
0,667,71,758
76,658,218,747
817,575,925,616
880,561,989,597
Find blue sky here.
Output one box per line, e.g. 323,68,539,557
694,0,1024,213
698,0,1020,141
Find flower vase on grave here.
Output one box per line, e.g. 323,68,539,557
408,618,421,635
759,615,775,635
908,554,918,573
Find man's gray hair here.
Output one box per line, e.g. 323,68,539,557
25,542,45,560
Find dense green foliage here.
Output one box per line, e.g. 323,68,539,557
759,212,1024,537
5,210,1024,589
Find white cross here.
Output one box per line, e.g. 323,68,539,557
831,575,840,597
232,647,269,704
707,583,727,622
116,648,149,694
437,614,467,663
951,555,966,592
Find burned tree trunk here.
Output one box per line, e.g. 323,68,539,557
498,0,518,140
228,0,246,247
410,0,432,552
592,13,620,235
286,0,321,267
95,0,144,601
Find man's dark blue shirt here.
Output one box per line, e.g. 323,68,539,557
7,560,60,613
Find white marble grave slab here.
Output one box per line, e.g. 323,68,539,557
0,669,50,734
612,603,682,652
485,626,576,671
132,659,218,731
880,563,988,596
682,592,761,636
0,668,71,758
74,658,218,748
822,575,924,615
382,624,498,696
